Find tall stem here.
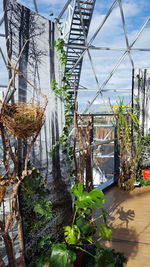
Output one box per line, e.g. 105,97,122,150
72,208,78,226
90,214,102,223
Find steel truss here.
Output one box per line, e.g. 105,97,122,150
1,0,150,112
58,0,150,113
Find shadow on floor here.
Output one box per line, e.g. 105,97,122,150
95,186,142,262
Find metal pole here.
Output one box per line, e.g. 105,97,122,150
58,0,74,20
118,0,134,68
33,0,38,13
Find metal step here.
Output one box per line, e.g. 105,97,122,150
70,33,84,36
79,1,95,5
72,17,83,20
74,11,91,16
79,7,93,11
70,28,86,32
68,37,85,40
72,22,81,25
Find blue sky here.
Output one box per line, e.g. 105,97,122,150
1,0,150,112
17,0,67,18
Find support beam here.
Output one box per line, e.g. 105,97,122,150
68,88,131,92
0,47,7,66
65,44,150,52
58,0,74,20
33,0,38,13
0,33,6,37
0,85,7,88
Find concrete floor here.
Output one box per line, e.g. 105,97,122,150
99,185,150,267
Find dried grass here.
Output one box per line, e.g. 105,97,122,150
1,102,45,139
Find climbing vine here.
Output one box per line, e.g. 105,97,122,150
51,34,75,174
54,38,67,65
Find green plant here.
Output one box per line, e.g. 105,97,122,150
136,131,150,186
137,170,150,186
114,98,140,190
34,236,52,267
50,33,74,176
54,38,67,65
142,131,150,151
63,183,107,249
95,247,127,267
35,183,126,267
21,167,52,234
50,243,76,267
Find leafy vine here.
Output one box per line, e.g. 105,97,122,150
51,34,75,174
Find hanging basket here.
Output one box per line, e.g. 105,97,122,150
1,102,45,139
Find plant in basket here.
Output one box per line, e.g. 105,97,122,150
1,101,46,139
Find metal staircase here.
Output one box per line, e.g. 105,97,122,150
64,0,96,95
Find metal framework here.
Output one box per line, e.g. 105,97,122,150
57,0,150,113
1,0,150,112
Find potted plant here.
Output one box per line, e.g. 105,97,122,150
113,98,140,191
34,183,127,267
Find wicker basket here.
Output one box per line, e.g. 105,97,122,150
1,102,45,139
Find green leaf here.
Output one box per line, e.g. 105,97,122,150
95,247,116,267
128,111,139,125
71,183,84,198
33,200,52,220
72,185,104,209
98,224,112,240
76,216,94,237
85,208,91,215
64,225,82,245
37,236,52,250
86,236,93,244
34,203,45,215
102,209,109,224
50,243,76,267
